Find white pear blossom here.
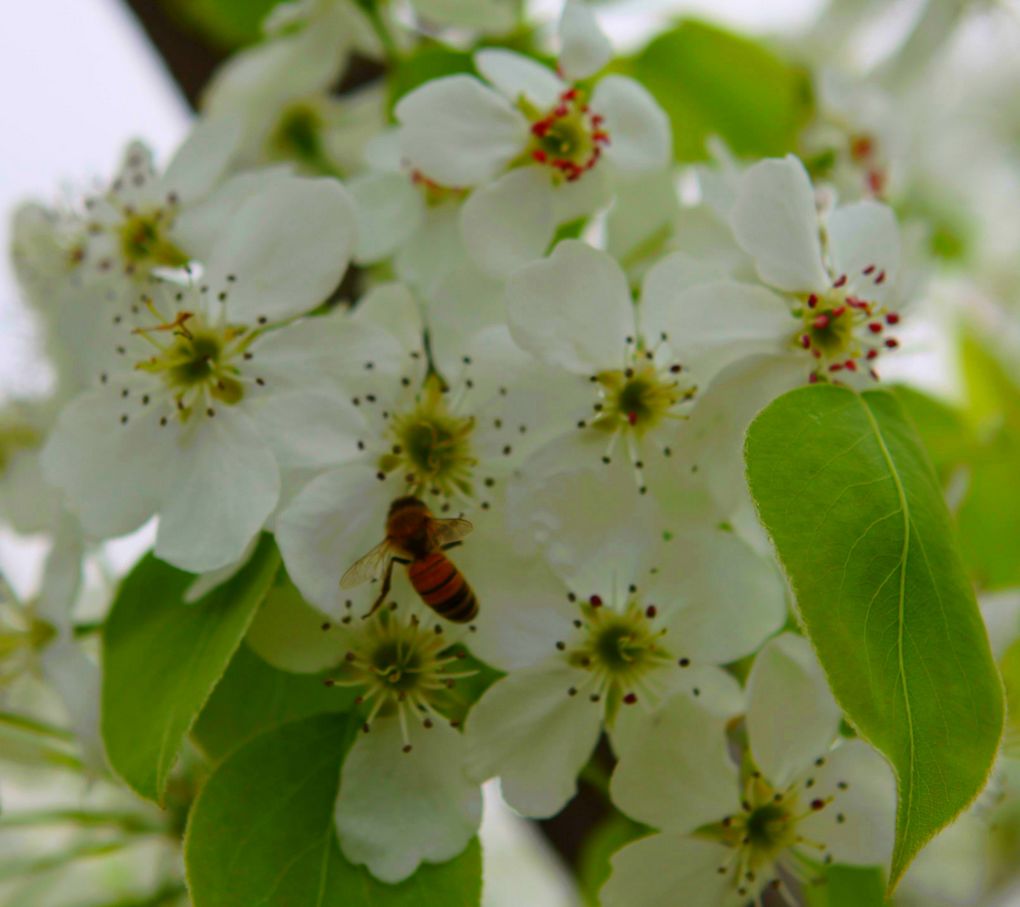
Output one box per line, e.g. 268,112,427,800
241,580,482,883
202,0,382,174
603,634,895,907
275,281,575,618
407,0,519,34
466,530,786,818
40,175,357,573
395,9,670,276
651,155,906,388
502,239,712,568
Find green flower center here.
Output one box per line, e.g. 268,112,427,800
133,305,250,420
793,276,900,381
269,101,325,164
564,596,674,725
592,362,692,436
380,375,476,498
118,210,187,272
520,87,609,183
329,610,475,751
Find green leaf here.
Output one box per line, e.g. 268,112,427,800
956,430,1020,590
622,19,813,162
185,714,483,907
745,385,1004,891
165,0,283,49
101,536,280,803
805,864,888,907
576,813,647,907
191,642,356,763
1002,638,1020,758
889,385,974,485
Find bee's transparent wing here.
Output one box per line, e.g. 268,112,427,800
431,518,474,548
340,539,395,589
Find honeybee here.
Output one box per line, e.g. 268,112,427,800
341,496,477,623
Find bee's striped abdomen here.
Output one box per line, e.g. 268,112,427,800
407,551,477,623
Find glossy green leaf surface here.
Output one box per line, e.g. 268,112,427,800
745,385,1004,890
622,19,813,162
185,714,483,906
101,537,280,802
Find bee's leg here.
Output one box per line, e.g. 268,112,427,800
362,558,410,619
440,541,463,551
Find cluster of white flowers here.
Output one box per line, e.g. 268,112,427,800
11,0,1019,904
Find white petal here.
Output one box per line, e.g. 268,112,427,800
610,691,740,832
41,390,171,540
410,0,517,32
204,175,357,323
641,270,792,380
41,637,103,770
156,408,280,573
171,166,294,258
0,443,61,535
460,168,555,278
184,538,256,604
275,464,397,618
827,200,900,304
250,310,413,397
250,390,365,473
602,834,740,907
746,633,842,788
551,163,613,224
396,76,529,187
558,0,612,81
505,239,632,374
245,577,346,673
731,155,829,293
454,521,575,672
606,167,680,266
466,660,602,817
592,76,671,173
394,200,465,299
348,171,424,263
673,354,804,520
649,528,787,665
161,113,244,204
337,719,482,883
474,48,564,109
350,281,426,353
796,739,895,866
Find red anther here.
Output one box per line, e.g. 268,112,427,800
623,693,638,705
627,411,638,425
833,274,848,288
593,131,610,143
844,359,857,371
829,363,844,372
868,322,883,334
645,605,657,618
831,306,846,318
807,293,818,308
808,372,819,384
850,135,873,160
868,169,886,195
884,338,899,349
561,88,578,101
810,798,826,811
800,334,811,349
531,119,552,137
812,314,830,330
812,349,822,359
591,114,604,125
862,265,875,275
589,594,603,607
554,104,569,117
866,349,879,360
532,150,548,164
875,270,886,284
885,313,900,325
